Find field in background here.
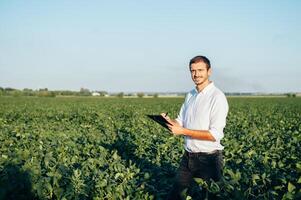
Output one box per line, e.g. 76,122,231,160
0,97,300,199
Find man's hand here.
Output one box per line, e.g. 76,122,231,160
160,112,170,120
161,113,184,136
161,113,175,125
167,124,184,135
160,114,216,141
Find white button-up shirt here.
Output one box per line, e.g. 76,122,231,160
176,82,229,153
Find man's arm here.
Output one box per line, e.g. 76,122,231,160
161,113,216,142
183,129,216,141
167,125,216,142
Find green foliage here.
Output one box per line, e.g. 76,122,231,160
23,88,35,96
37,91,56,97
137,92,144,98
79,88,91,96
117,92,124,98
0,97,300,199
286,93,297,98
12,90,23,97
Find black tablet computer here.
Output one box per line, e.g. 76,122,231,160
147,114,172,130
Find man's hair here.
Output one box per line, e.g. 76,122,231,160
189,55,211,69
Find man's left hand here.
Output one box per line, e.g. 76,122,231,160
167,124,184,136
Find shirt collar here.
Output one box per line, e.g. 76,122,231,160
194,81,214,95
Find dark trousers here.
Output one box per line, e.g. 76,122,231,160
167,150,223,200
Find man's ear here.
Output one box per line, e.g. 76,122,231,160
208,68,212,76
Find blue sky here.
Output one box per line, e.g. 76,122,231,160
0,0,300,93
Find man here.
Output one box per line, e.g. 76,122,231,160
163,55,229,200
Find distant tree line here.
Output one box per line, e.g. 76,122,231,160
285,93,296,98
225,92,298,97
0,87,107,97
0,87,161,98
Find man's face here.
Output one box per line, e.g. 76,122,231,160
190,62,211,86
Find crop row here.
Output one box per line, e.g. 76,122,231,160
0,97,300,199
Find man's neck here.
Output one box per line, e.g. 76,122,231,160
196,80,211,92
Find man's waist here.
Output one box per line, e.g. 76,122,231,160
184,150,221,157
184,137,224,153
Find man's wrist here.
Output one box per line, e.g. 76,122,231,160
181,128,188,135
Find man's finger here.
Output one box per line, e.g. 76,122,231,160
161,113,170,120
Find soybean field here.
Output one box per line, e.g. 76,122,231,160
0,96,300,199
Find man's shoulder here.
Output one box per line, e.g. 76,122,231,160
210,86,227,101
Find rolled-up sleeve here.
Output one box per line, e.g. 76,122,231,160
208,95,229,141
